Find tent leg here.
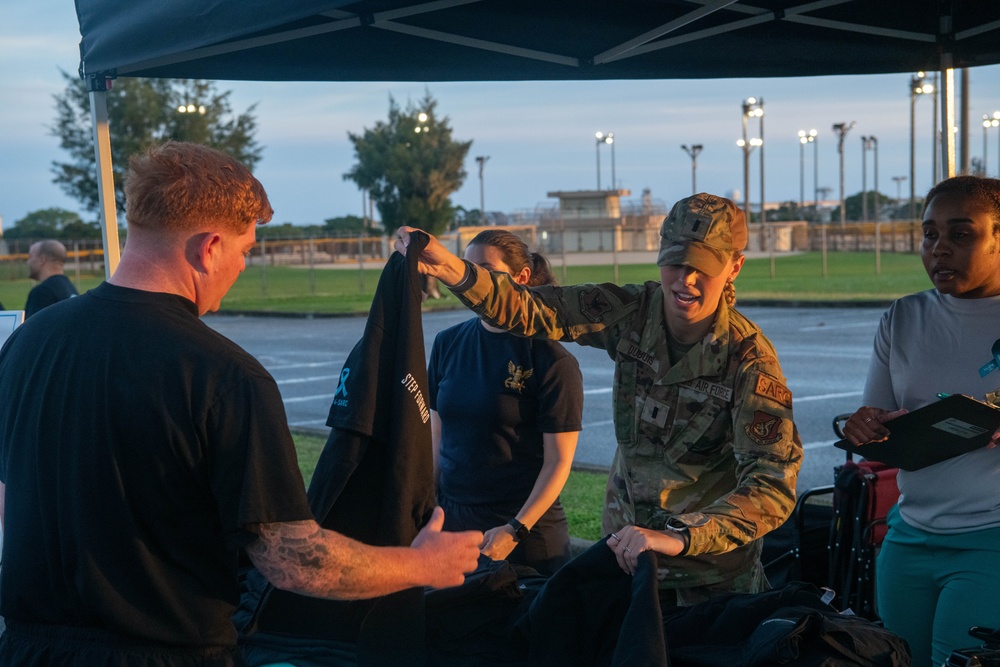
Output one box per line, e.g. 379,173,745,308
939,53,956,180
88,80,121,279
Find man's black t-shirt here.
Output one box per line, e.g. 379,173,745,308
0,283,312,649
24,273,78,318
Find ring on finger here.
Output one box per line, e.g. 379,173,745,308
610,533,620,541
624,546,632,553
864,416,874,424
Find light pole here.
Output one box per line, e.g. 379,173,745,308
742,98,765,218
909,72,934,220
892,176,907,204
741,97,764,246
985,112,1000,176
798,129,816,213
176,103,207,115
984,116,991,175
812,130,820,220
757,100,765,225
931,72,939,184
415,111,430,132
680,144,703,195
860,136,877,221
595,131,614,190
736,135,762,227
872,137,879,220
833,122,856,227
861,136,868,222
475,155,490,220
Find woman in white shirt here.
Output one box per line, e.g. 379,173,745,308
841,175,1000,666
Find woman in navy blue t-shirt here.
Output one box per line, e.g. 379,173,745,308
428,230,584,575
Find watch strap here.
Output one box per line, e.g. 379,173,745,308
507,518,530,542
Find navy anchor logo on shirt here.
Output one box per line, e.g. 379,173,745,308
504,361,533,392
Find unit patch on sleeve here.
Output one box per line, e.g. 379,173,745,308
744,410,783,446
754,373,793,408
580,287,613,323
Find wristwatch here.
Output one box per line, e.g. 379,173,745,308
507,518,530,543
665,520,691,556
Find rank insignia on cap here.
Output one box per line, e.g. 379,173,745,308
681,210,714,241
745,410,783,446
580,287,612,323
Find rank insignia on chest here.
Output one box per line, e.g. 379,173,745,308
504,361,533,392
641,398,669,428
745,410,783,446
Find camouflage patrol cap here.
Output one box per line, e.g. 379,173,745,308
657,193,747,277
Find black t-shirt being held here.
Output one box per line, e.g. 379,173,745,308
0,283,312,650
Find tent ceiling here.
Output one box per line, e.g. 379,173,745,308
77,0,1000,84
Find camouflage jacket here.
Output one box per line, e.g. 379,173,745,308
451,264,802,588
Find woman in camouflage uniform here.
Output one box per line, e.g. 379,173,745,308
396,193,803,606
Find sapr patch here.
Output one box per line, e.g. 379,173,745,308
744,410,783,446
754,374,792,408
580,287,613,323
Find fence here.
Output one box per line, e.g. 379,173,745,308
0,239,106,282
804,221,922,253
0,221,924,283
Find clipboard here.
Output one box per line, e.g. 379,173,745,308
833,394,1000,471
0,310,24,349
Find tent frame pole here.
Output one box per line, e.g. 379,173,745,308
87,76,121,279
940,53,956,180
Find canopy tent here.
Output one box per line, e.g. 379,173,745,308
74,0,1000,276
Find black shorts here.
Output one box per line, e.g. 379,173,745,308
439,495,571,575
0,621,245,667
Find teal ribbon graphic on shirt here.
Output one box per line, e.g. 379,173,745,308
334,368,350,398
979,339,1000,378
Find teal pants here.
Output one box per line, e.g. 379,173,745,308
876,506,1000,667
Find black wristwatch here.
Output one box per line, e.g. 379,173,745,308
507,518,530,543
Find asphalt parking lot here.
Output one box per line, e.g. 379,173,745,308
206,304,885,494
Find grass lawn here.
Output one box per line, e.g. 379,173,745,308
216,251,930,315
291,432,607,542
0,273,104,312
0,251,930,315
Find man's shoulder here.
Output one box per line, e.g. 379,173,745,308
32,274,77,300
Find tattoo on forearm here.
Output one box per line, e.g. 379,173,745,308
245,521,384,599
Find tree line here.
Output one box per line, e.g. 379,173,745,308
12,75,924,243
12,77,471,242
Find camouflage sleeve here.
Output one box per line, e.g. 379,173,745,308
674,344,803,557
450,260,646,354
